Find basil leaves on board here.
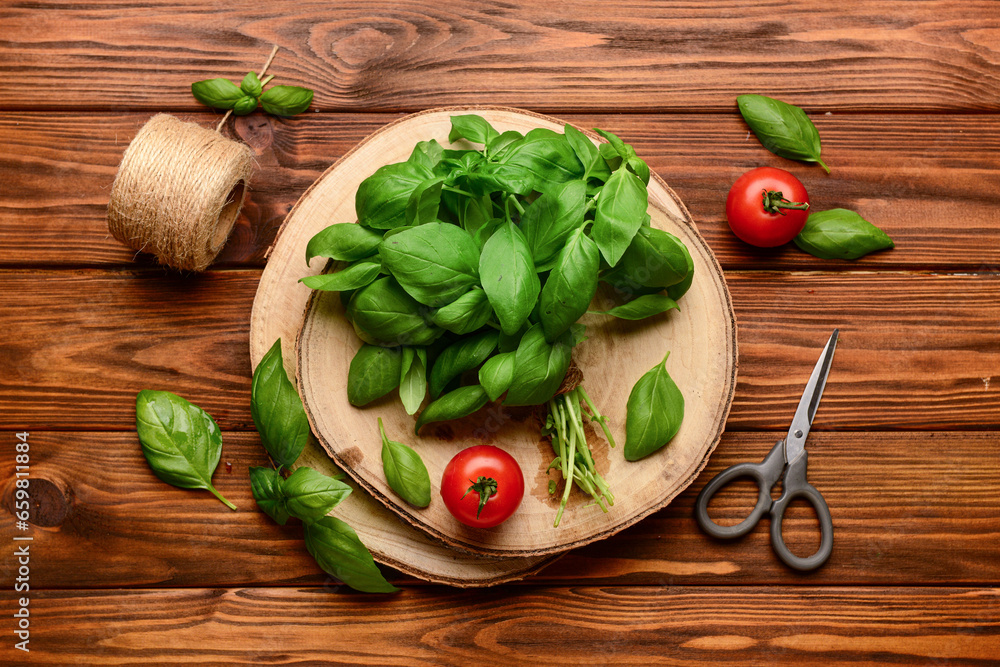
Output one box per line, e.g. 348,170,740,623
589,294,679,320
538,226,599,342
415,385,490,434
794,208,895,259
479,220,541,335
379,418,431,508
299,258,382,293
135,390,236,510
737,94,829,173
305,223,383,266
624,353,685,461
398,347,428,415
347,344,403,407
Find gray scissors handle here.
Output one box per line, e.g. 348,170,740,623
694,441,785,539
770,450,834,571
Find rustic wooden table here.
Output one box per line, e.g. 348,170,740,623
2,1,998,664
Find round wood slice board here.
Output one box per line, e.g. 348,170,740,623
291,107,738,558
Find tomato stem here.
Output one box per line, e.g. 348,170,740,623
761,189,809,215
461,476,497,519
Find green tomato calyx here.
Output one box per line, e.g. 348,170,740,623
761,189,809,215
462,476,498,519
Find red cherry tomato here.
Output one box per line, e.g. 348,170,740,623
725,167,810,247
441,445,524,528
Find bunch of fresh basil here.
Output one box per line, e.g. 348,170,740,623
191,72,313,117
303,115,690,456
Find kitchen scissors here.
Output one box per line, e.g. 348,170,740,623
694,329,838,571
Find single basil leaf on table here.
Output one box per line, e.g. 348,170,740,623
479,220,541,335
478,351,516,402
135,389,236,510
539,226,599,342
624,352,684,461
428,329,500,398
240,71,263,97
520,179,587,268
283,466,352,524
356,161,434,230
346,277,443,347
304,516,399,593
248,466,290,525
404,176,445,226
378,418,431,508
259,85,314,116
500,129,584,195
589,293,679,320
430,287,493,335
737,94,829,173
448,114,500,145
250,339,310,470
190,78,245,110
592,166,649,267
793,208,895,259
379,222,481,307
305,222,383,266
415,385,490,434
398,347,427,415
300,258,382,292
347,343,403,406
503,324,573,407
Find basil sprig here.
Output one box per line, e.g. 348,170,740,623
249,338,397,594
191,72,313,117
738,94,829,173
135,390,236,510
794,208,895,259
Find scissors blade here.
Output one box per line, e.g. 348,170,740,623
784,329,839,465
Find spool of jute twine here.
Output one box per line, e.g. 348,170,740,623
106,113,255,272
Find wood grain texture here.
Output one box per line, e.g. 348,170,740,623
5,586,997,665
1,270,997,431
2,432,996,588
2,1,1000,112
2,112,999,269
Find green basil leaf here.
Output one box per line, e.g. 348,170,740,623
478,351,516,402
430,287,493,335
793,208,895,260
250,339,311,469
504,324,573,407
589,293,679,320
594,128,636,160
283,466,352,524
135,390,235,510
233,95,259,115
486,130,524,158
520,179,587,268
379,418,431,508
624,352,684,461
666,241,695,301
356,162,434,230
379,222,480,307
472,217,505,251
448,114,500,145
414,384,490,434
305,222,384,266
346,277,443,347
300,258,382,292
539,227,599,342
479,220,540,335
605,226,691,290
405,177,445,227
626,156,650,185
190,78,245,110
466,162,535,197
398,347,428,415
564,124,598,168
408,139,444,171
501,130,584,194
304,516,399,593
737,94,829,173
347,343,403,406
428,329,500,398
241,71,263,97
249,466,289,525
592,167,649,267
259,85,314,116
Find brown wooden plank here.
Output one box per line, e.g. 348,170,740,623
1,270,997,431
5,586,997,665
1,431,996,588
3,1,1000,112
2,112,998,269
